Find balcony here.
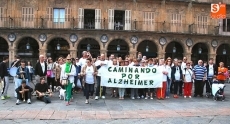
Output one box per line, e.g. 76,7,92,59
0,17,219,35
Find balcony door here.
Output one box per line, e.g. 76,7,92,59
22,7,34,28
78,8,101,29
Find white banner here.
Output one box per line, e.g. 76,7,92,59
101,66,163,88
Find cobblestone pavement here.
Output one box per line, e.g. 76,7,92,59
0,82,230,123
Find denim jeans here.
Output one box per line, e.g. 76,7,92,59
95,76,106,96
166,78,171,97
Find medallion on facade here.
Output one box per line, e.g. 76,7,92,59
39,34,47,42
8,33,16,42
130,36,138,44
186,38,193,47
211,40,218,47
159,37,167,46
100,34,108,43
69,34,78,43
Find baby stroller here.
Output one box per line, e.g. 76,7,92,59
212,80,226,101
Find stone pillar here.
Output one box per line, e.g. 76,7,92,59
129,50,137,58
209,54,217,63
69,49,77,58
157,52,165,59
8,48,17,66
183,53,192,62
100,50,107,57
39,48,47,57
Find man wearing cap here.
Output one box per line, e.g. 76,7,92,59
15,80,33,105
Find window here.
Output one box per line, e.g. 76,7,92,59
22,7,34,28
223,19,230,32
0,7,4,26
53,8,65,23
143,12,155,31
22,7,34,21
196,15,208,34
170,13,182,32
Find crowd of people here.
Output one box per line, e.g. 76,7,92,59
0,51,229,106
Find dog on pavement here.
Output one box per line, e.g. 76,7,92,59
56,86,66,100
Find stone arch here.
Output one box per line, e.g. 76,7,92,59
0,35,11,47
164,40,184,60
106,38,130,58
191,42,209,64
44,35,71,49
0,37,9,62
74,37,102,50
105,38,132,51
216,43,230,66
136,39,158,58
14,36,41,48
76,37,101,58
163,39,186,54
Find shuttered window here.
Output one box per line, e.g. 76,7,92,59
22,7,34,21
143,12,155,31
196,15,208,34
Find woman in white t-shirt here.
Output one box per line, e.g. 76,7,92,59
182,62,193,98
81,58,97,104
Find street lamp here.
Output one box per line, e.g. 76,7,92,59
173,46,176,53
87,44,91,51
198,47,202,54
117,44,120,51
146,45,149,52
223,48,226,55
26,42,30,50
56,43,60,50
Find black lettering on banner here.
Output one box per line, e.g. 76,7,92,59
128,74,132,79
138,80,143,85
134,68,139,73
134,80,137,85
118,67,123,72
146,68,150,73
124,79,129,84
135,74,139,80
113,67,117,72
108,67,112,72
144,80,148,85
152,68,156,73
114,79,117,84
129,68,133,73
149,80,154,85
141,68,145,73
122,73,126,78
130,80,133,85
108,78,112,83
118,79,122,84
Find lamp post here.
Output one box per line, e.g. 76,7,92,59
146,45,149,52
57,39,60,50
117,44,120,51
87,44,91,51
198,47,202,54
26,38,30,50
173,46,176,53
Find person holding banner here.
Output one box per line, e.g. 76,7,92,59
118,60,126,99
110,58,118,98
95,54,108,100
131,59,140,99
145,58,156,99
156,59,168,100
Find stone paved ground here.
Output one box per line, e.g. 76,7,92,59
0,81,230,123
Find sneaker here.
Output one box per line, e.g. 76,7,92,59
141,95,144,99
145,97,148,99
27,99,31,104
150,97,153,100
85,100,89,104
131,97,135,100
102,96,105,99
166,96,169,99
1,96,5,100
189,96,192,98
4,96,10,99
184,96,186,98
136,96,140,99
16,99,20,105
95,96,99,100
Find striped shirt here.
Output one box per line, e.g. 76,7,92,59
193,65,207,80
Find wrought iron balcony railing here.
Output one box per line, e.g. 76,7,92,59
0,17,220,35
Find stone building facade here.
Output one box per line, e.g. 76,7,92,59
0,0,230,66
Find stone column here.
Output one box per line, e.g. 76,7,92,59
129,50,137,58
100,50,107,57
157,52,165,59
39,48,47,57
183,53,192,61
69,49,77,58
8,48,17,66
209,54,217,62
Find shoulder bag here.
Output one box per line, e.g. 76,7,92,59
61,65,72,85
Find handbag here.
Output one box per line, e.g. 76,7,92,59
61,65,72,86
47,70,52,77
